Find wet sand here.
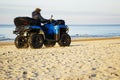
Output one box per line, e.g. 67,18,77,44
0,38,120,80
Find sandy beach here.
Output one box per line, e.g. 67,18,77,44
0,38,120,80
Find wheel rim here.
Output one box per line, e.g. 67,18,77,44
59,33,71,46
30,34,43,48
34,36,43,46
62,35,70,45
15,36,28,48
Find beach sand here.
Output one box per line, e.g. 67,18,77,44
0,38,120,80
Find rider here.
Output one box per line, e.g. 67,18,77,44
32,8,48,23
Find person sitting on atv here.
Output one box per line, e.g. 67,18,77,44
32,8,48,24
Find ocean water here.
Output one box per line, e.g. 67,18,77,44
0,25,16,41
0,24,120,41
69,25,120,38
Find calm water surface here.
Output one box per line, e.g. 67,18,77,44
0,24,120,41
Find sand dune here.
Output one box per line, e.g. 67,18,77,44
0,38,120,80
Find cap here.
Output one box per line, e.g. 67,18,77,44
35,8,41,12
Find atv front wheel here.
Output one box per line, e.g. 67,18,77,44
44,41,56,47
58,33,71,47
29,33,44,49
15,36,28,48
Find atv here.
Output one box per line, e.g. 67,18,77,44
13,16,71,49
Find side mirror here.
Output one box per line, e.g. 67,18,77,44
50,15,53,23
51,15,53,19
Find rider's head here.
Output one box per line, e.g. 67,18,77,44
35,8,41,12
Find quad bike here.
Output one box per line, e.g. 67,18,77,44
13,16,71,49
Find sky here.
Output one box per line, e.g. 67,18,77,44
0,0,120,24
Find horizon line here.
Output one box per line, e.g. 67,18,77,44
0,24,120,26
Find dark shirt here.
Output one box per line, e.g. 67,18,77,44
32,11,47,23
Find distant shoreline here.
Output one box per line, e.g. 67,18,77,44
72,37,120,42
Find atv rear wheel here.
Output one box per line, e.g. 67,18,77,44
44,41,56,47
58,33,71,47
15,36,28,48
29,33,44,49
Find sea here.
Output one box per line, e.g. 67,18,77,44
0,24,120,41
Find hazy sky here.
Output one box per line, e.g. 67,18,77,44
0,0,120,24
